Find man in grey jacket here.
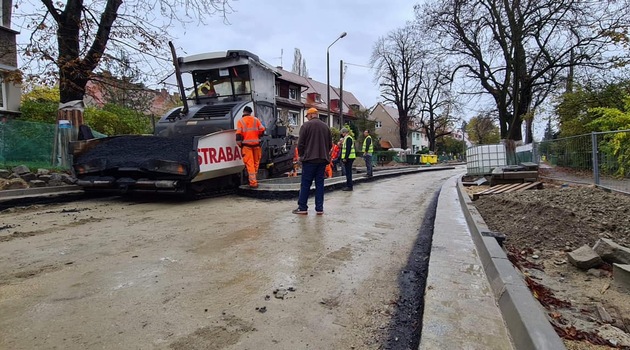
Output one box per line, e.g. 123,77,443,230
293,108,332,215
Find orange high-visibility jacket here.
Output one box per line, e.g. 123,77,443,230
236,115,265,146
330,143,341,160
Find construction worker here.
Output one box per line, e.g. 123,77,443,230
289,146,300,177
330,139,341,174
362,130,374,177
293,107,332,215
324,162,333,178
236,106,265,188
340,127,356,191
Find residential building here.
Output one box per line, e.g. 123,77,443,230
369,102,428,152
451,128,473,148
85,74,180,117
275,67,364,136
0,0,21,119
274,68,307,136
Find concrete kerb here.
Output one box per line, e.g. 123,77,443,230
455,177,566,350
239,165,455,199
0,185,83,201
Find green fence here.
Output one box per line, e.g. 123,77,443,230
0,119,105,170
0,119,57,169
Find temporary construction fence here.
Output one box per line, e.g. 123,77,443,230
463,130,629,195
533,130,630,195
0,119,56,169
0,119,105,170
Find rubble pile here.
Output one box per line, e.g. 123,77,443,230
568,238,630,291
0,165,75,191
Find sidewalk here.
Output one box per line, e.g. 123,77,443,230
420,174,513,349
420,174,566,350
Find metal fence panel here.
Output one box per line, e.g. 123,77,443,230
534,130,630,194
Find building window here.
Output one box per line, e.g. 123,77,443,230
289,87,298,100
288,111,298,126
275,84,278,96
315,94,322,103
375,121,382,128
320,114,327,124
0,76,6,110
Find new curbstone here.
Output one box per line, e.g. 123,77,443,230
483,256,526,299
498,284,567,350
456,177,567,350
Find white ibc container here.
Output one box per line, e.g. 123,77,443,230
466,144,507,175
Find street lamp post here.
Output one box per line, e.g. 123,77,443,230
327,32,347,128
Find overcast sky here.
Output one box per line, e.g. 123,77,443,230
13,0,556,138
167,0,416,109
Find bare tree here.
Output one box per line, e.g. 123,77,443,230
370,26,424,149
417,0,630,144
416,56,460,151
16,0,232,103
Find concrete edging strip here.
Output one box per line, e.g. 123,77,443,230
0,185,83,200
456,177,566,350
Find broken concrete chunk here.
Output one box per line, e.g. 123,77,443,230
12,165,30,175
28,180,47,188
0,169,10,179
593,238,630,265
0,178,28,190
60,173,76,184
595,303,614,324
612,264,630,292
587,269,603,278
596,324,630,347
20,173,37,182
566,245,603,270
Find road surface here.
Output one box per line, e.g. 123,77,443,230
0,167,463,350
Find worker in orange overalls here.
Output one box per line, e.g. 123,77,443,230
236,106,265,188
324,162,333,178
329,140,341,175
289,146,300,177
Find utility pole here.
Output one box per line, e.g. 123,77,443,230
339,59,344,129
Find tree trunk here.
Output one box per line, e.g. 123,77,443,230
55,0,123,103
59,68,89,103
399,115,409,149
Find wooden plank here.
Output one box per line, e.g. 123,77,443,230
485,184,515,194
503,182,533,193
474,185,510,200
493,183,525,194
518,181,543,191
473,181,542,200
477,186,500,195
473,186,502,200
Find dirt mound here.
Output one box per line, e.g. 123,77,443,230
474,186,630,252
470,183,630,349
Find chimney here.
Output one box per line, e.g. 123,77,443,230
330,99,340,112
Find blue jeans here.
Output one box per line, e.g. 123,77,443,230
298,161,327,211
343,158,354,188
364,154,373,176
